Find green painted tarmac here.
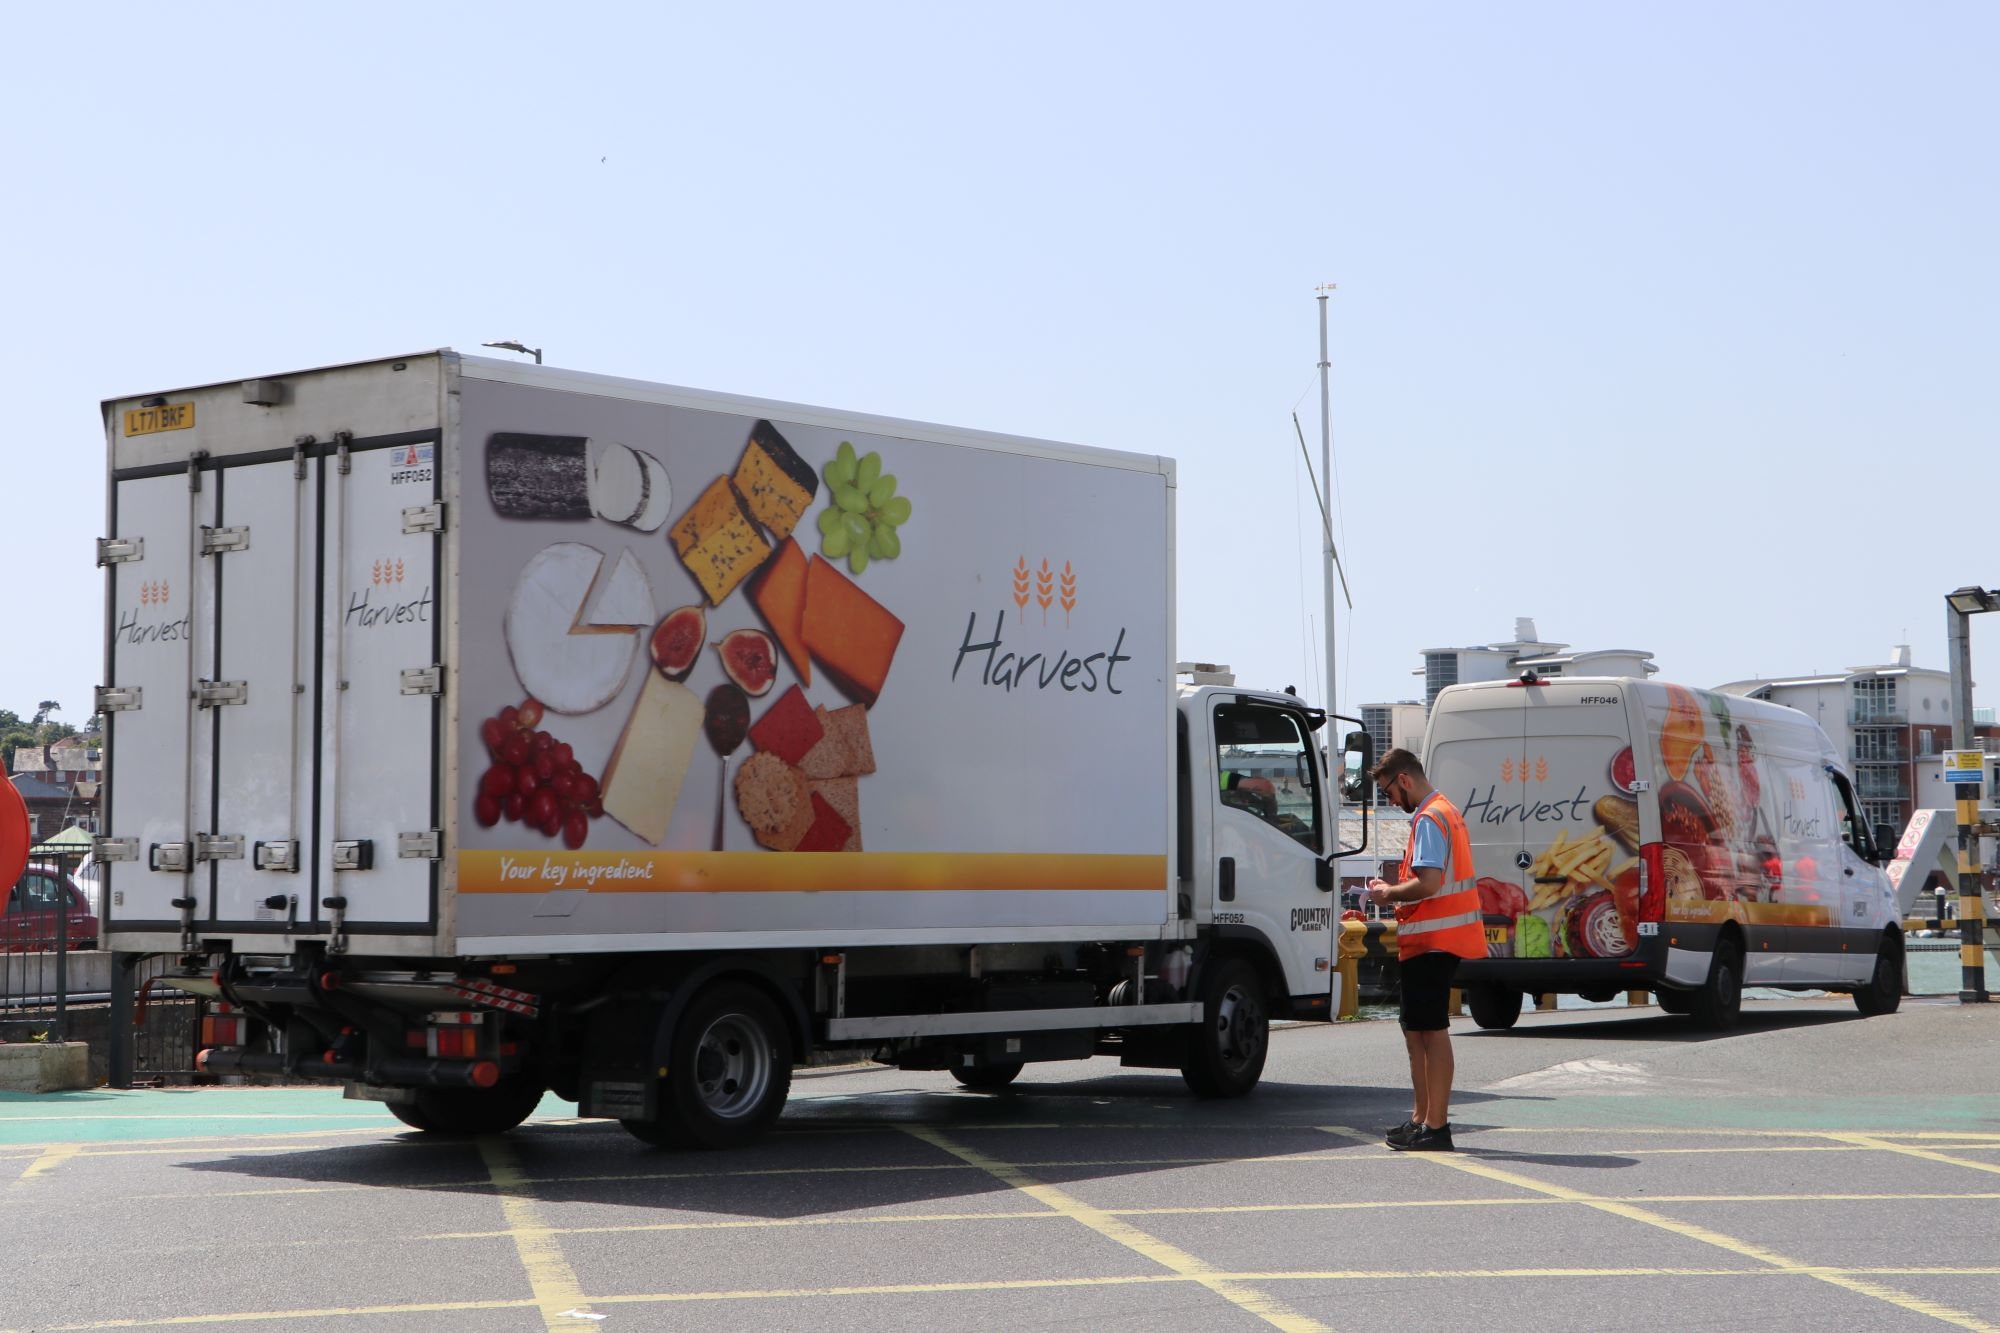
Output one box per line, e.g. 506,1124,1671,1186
0,1087,574,1146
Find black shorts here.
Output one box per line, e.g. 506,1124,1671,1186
1398,951,1461,1032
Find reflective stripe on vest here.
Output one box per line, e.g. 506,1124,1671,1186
1395,793,1488,961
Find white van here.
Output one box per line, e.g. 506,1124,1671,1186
1422,676,1904,1029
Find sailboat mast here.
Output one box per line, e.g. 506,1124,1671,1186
1317,285,1337,719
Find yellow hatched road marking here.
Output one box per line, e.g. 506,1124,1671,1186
904,1125,1329,1333
10,1143,80,1184
1320,1126,2000,1333
476,1137,599,1331
1824,1132,2000,1179
30,1267,2000,1329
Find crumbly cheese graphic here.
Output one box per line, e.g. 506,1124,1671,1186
487,434,670,531
601,673,702,844
732,419,818,540
589,440,672,532
670,476,772,605
504,542,643,714
578,547,655,631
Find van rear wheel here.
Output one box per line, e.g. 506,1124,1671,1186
1852,933,1904,1017
950,1062,1024,1091
1467,983,1522,1030
1689,938,1743,1030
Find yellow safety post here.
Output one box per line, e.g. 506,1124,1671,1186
1335,920,1365,1019
1626,990,1647,1007
1535,993,1558,1012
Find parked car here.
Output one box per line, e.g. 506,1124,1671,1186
3,864,99,951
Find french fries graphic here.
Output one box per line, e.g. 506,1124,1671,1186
1525,828,1639,911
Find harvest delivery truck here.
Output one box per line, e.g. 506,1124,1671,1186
96,351,1371,1145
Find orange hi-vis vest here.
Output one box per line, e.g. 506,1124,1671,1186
1394,792,1487,962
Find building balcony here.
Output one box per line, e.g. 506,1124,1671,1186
1849,712,1908,727
1856,779,1911,801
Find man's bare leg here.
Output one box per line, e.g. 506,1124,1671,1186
1417,1029,1454,1128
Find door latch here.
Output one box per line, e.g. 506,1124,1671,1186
332,840,374,872
195,833,245,861
254,840,300,872
150,842,194,873
93,837,139,863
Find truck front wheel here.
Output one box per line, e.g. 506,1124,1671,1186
626,981,793,1150
1180,956,1269,1098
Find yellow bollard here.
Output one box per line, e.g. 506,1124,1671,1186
1626,990,1647,1007
1448,987,1464,1016
1335,920,1365,1019
1536,993,1558,1012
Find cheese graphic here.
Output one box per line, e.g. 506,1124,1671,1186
589,440,672,532
504,542,643,714
801,555,904,707
670,476,772,605
732,419,817,540
601,672,703,844
578,547,654,630
487,434,671,531
749,537,811,686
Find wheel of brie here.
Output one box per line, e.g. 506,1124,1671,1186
505,542,653,714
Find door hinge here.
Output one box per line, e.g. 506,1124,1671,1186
95,685,143,713
399,665,444,696
195,833,245,862
332,840,374,872
402,502,446,535
254,840,300,872
149,842,194,873
194,679,248,708
201,525,251,555
96,537,144,566
398,830,441,860
93,837,139,863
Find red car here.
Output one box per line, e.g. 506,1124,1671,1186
3,864,99,951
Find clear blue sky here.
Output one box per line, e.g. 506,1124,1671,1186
4,2,1994,732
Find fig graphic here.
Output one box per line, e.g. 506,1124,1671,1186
717,627,778,697
650,605,706,680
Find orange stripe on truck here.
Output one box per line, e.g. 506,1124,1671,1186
458,850,1168,895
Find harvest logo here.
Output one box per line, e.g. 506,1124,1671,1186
1012,556,1081,627
372,557,407,586
957,558,1125,694
117,579,190,645
138,579,171,605
1499,756,1550,784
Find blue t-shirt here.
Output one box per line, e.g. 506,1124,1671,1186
1409,811,1448,871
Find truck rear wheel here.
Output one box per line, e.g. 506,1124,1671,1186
393,1078,544,1137
1180,956,1268,1098
1467,983,1522,1030
625,981,793,1150
1689,938,1743,1031
1852,932,1904,1016
950,1061,1024,1091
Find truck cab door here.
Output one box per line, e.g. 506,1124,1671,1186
1208,698,1334,1006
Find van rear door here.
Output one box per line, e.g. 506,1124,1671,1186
1427,685,1646,963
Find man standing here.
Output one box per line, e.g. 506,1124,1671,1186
1364,748,1486,1152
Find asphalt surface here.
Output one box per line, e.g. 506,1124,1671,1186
4,993,1999,1332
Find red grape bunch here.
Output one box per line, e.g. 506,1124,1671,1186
474,698,602,849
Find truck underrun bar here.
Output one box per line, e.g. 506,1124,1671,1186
195,1048,498,1088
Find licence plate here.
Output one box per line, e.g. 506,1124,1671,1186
1484,926,1510,945
124,402,196,436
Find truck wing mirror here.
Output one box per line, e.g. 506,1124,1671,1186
1338,729,1373,805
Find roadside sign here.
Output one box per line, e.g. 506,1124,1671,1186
1942,749,1986,785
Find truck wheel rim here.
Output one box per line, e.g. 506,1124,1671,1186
1216,983,1265,1068
692,1014,770,1119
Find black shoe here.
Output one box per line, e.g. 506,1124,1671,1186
1391,1123,1454,1152
1384,1117,1422,1146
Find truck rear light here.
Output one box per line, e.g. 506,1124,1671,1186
469,1060,500,1088
424,1012,484,1059
199,1003,247,1048
1638,843,1667,923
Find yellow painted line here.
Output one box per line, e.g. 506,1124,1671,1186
905,1125,1329,1333
1824,1132,2000,1179
23,1297,542,1329
1320,1125,2000,1333
10,1143,80,1185
1479,1127,2000,1141
433,1207,1066,1240
476,1137,599,1332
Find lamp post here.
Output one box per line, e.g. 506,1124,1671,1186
1943,585,1994,1003
481,340,543,365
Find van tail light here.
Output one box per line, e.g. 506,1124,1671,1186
1637,842,1667,924
200,1003,247,1048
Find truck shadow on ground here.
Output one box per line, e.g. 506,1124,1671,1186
175,1076,1637,1216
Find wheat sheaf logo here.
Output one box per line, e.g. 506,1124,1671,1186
138,579,171,605
1013,557,1080,627
1499,757,1550,784
371,557,407,586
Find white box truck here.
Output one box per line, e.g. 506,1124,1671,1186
1421,676,1905,1030
96,351,1372,1144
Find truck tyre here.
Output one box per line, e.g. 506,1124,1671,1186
400,1077,544,1136
1852,932,1904,1017
632,981,793,1150
1467,983,1522,1030
1180,956,1269,1098
1655,988,1694,1016
1689,938,1743,1031
950,1062,1024,1091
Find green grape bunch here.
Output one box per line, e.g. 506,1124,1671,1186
815,440,912,575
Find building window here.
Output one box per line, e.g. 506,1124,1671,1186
1424,653,1459,706
1919,731,1935,757
1852,677,1898,722
1862,800,1904,833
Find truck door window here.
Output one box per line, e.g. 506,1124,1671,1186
1215,703,1320,851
